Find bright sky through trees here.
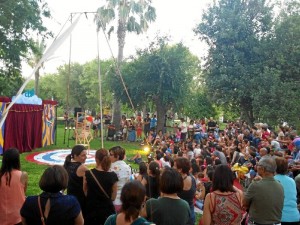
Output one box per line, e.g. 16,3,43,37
22,0,211,76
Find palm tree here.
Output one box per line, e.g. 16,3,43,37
27,39,46,96
95,0,156,129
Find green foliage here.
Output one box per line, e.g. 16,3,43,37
183,90,217,120
38,74,60,100
194,0,274,124
0,75,24,96
195,0,300,126
80,59,115,111
95,0,156,35
111,38,201,130
0,0,51,96
29,59,114,113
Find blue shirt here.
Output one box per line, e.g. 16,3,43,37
21,192,81,225
274,174,300,222
150,118,157,128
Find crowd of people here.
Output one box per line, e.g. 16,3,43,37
1,116,300,225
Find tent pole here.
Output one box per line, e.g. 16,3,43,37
66,13,73,117
97,30,104,148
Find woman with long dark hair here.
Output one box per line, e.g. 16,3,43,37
63,145,88,217
202,164,243,225
0,148,28,225
84,149,118,225
141,161,160,199
135,161,148,182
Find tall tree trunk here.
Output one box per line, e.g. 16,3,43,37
113,100,121,130
117,20,126,64
240,98,254,125
155,99,167,133
34,69,40,96
113,20,126,131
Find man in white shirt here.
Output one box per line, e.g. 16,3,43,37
179,118,187,141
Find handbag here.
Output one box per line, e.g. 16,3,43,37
89,170,110,199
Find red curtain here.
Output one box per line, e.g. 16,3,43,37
4,104,43,153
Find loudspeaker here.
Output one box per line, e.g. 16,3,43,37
74,107,82,118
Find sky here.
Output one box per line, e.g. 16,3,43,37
22,0,212,76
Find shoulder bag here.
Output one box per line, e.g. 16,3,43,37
89,170,110,199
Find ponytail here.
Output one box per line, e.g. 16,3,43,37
63,154,72,169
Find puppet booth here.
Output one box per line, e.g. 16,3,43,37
0,93,57,154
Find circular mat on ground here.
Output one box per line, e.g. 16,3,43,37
26,149,96,165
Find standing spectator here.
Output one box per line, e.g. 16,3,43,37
174,157,196,225
105,181,151,225
150,114,157,130
21,165,84,225
143,113,151,137
274,157,299,225
136,120,143,142
121,115,128,141
141,168,190,225
202,164,243,225
0,148,28,225
109,146,132,212
93,115,101,138
194,120,202,144
207,117,217,133
175,127,181,143
127,118,136,142
64,145,88,217
84,149,118,225
243,156,284,225
179,118,188,141
188,120,195,140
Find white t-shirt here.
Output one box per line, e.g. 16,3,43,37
179,122,187,133
110,160,131,206
194,147,201,158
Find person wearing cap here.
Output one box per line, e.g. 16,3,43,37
243,156,284,225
